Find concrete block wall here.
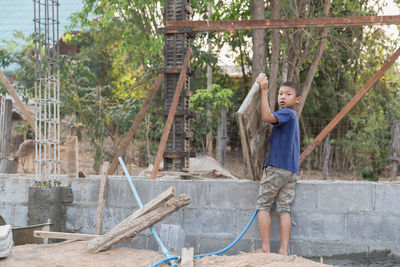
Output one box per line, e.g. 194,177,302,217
1,174,400,258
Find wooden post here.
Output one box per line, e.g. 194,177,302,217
0,99,13,160
300,46,400,165
151,48,192,180
181,247,194,267
322,133,331,180
218,106,227,167
390,120,400,180
107,74,164,176
95,161,110,235
34,231,98,241
0,70,35,132
88,194,191,253
66,136,79,186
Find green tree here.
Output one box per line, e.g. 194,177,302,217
190,84,233,151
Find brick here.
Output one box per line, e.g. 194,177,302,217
147,235,160,251
347,214,400,242
0,178,28,203
290,240,310,256
129,234,148,249
102,207,132,233
65,206,78,231
106,178,137,208
71,179,99,205
184,235,199,254
69,206,97,234
234,209,280,240
236,181,259,209
154,209,183,228
309,241,347,257
234,209,259,239
159,224,185,253
375,183,400,213
197,236,252,255
208,181,238,208
317,182,373,212
130,179,157,207
291,212,345,240
157,180,209,208
0,203,13,225
292,182,316,210
13,205,28,227
183,208,234,237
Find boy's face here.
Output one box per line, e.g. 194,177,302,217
278,86,302,109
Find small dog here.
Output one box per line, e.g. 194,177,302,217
15,139,67,174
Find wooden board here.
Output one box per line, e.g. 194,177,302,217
237,73,272,181
95,162,110,235
181,247,194,267
34,231,97,241
88,194,190,253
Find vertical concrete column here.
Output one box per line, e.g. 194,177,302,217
28,186,73,242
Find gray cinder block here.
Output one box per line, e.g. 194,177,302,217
374,183,400,213
317,182,373,212
160,224,185,253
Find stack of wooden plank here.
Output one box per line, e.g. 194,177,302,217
237,73,272,181
34,187,191,254
0,225,13,258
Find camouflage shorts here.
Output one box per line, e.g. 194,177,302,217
256,166,298,215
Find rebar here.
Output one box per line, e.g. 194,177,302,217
33,0,60,181
0,96,6,159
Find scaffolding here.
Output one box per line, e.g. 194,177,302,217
33,0,60,181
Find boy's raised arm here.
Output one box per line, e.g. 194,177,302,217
256,76,278,124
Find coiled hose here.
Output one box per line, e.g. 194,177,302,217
150,209,259,267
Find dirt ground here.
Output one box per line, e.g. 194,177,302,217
0,240,333,267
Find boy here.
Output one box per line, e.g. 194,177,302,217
255,76,302,256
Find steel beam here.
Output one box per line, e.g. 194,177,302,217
159,15,400,33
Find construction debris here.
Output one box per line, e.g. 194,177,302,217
0,225,13,258
88,193,190,253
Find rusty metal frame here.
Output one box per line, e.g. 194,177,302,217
159,15,400,33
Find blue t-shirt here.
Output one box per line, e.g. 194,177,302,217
263,108,300,174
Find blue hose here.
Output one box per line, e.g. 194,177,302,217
150,209,259,267
118,157,178,267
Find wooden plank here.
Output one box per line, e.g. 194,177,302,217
107,73,164,176
66,136,79,186
391,120,400,180
34,231,98,241
112,186,176,233
0,70,35,132
181,247,194,267
95,161,110,235
237,73,272,180
300,46,400,165
151,48,192,180
88,194,191,253
160,15,400,33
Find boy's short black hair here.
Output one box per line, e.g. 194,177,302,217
281,81,302,97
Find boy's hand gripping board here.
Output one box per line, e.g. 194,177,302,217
237,73,272,180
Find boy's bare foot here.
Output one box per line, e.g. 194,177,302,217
255,248,270,253
278,249,288,256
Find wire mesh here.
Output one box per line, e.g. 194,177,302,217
33,0,60,181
